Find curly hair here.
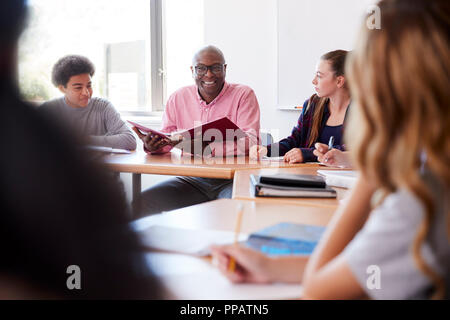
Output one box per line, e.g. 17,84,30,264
51,55,95,87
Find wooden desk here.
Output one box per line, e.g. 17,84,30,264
104,150,317,178
135,198,335,233
134,199,336,299
232,166,350,209
103,150,311,207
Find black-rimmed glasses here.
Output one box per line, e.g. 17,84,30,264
194,64,225,76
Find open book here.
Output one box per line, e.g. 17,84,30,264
138,225,249,256
128,116,247,143
127,120,172,139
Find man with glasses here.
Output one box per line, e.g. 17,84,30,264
133,45,260,217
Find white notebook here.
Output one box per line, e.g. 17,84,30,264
147,252,303,299
138,225,248,256
85,145,131,154
317,170,358,189
261,156,284,162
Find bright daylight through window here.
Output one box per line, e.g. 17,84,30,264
19,0,204,115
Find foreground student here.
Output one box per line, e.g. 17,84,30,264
40,55,136,150
0,1,162,299
212,0,449,299
250,50,351,165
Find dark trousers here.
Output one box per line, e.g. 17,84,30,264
135,176,233,218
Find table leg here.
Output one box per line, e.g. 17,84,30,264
132,173,142,217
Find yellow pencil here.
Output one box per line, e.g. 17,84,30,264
228,203,244,273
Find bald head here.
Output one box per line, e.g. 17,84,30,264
191,45,227,104
192,45,226,66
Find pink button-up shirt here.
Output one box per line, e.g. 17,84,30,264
154,82,260,156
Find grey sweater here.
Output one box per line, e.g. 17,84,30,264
40,97,136,150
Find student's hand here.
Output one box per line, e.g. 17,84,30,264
210,245,275,284
313,143,352,168
132,127,171,152
283,148,304,163
249,145,268,160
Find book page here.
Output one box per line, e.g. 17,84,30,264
139,225,248,256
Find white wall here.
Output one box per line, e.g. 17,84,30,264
204,0,299,141
277,0,372,107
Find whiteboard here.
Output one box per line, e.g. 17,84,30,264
277,0,373,109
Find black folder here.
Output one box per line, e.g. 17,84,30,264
259,174,327,188
250,174,337,198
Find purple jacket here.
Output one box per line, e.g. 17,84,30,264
267,95,350,162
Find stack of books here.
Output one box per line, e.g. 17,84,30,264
250,173,337,198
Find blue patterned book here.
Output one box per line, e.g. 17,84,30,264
244,222,326,256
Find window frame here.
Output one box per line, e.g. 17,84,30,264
149,0,166,113
18,0,167,117
120,0,166,117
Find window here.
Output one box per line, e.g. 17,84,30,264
164,0,204,99
19,0,204,115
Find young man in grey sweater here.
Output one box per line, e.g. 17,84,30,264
40,55,136,150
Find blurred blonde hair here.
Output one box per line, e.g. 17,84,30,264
346,0,450,299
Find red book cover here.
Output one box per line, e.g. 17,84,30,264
129,117,247,143
127,120,170,138
179,116,247,142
